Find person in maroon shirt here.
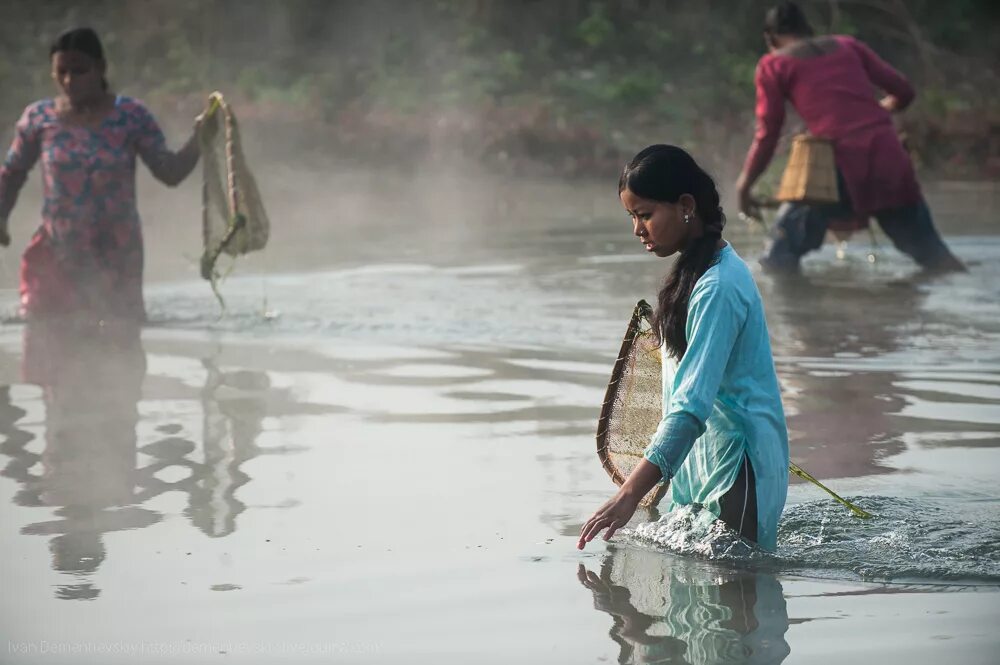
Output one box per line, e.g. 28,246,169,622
736,2,964,274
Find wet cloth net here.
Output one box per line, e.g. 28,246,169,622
596,300,668,508
199,92,269,304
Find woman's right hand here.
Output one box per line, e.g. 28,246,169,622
578,458,664,550
880,95,900,113
195,94,222,141
737,185,763,221
577,489,642,550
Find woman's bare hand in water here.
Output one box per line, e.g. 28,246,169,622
578,459,663,550
577,489,641,549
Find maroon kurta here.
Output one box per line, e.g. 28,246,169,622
742,35,921,217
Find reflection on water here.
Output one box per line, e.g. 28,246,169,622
0,321,272,599
579,547,790,664
762,265,1000,480
187,358,270,538
763,276,923,479
1,322,150,601
346,345,604,437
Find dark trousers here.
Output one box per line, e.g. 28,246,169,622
761,196,965,274
719,455,758,543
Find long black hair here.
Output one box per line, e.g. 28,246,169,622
764,2,815,37
50,27,108,90
619,145,726,359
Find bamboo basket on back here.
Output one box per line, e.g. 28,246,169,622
775,134,839,204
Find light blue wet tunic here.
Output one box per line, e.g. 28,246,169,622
644,244,789,551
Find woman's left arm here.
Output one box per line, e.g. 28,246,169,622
134,102,200,187
846,36,916,111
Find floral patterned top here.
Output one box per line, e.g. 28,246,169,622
0,95,171,319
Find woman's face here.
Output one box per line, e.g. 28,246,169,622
51,50,105,106
620,188,694,258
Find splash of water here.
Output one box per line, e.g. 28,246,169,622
626,504,762,561
775,497,1000,583
622,498,1000,585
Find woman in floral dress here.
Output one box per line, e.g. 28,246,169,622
0,27,203,321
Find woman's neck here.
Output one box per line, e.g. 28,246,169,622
770,33,811,51
681,231,727,254
62,92,113,113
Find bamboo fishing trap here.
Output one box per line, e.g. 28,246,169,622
775,134,839,205
596,300,872,518
198,92,270,306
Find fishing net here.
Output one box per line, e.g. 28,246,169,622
198,92,269,305
596,300,668,508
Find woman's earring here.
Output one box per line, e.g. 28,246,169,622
683,213,691,225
